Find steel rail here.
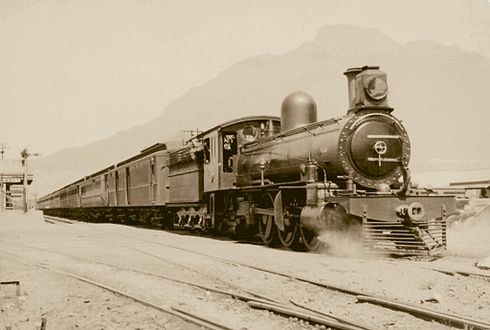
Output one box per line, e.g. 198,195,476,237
289,300,373,330
37,219,490,329
101,231,490,330
357,296,490,330
0,240,281,307
43,215,74,224
386,260,490,279
170,307,235,330
0,246,371,330
52,244,376,330
227,258,490,330
122,245,280,304
69,241,377,330
0,250,232,330
39,219,282,303
248,301,368,330
415,265,490,279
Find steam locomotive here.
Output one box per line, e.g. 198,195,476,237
38,66,456,255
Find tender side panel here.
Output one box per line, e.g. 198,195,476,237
168,148,203,203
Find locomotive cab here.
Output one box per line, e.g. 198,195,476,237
191,116,280,192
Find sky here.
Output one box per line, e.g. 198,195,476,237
1,0,489,158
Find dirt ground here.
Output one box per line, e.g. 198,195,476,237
0,210,489,330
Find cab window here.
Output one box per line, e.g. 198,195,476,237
203,138,211,163
222,132,237,173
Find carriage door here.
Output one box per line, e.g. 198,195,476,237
103,174,109,206
125,167,131,205
203,134,219,192
150,157,157,204
220,131,237,188
115,171,119,205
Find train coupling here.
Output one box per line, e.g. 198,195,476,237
394,203,443,252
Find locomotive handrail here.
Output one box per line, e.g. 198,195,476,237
398,166,411,197
242,117,343,149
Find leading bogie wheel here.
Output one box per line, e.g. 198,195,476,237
299,224,322,251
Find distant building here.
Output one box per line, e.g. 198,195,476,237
450,179,490,199
0,159,34,211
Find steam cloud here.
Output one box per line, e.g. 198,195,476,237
317,225,364,257
447,205,490,258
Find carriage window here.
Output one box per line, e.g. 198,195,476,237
222,132,237,173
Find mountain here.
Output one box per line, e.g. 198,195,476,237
30,24,490,196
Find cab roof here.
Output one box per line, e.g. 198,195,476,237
192,115,280,140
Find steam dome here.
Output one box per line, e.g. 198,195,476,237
280,91,317,131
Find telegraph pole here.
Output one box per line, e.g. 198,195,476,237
21,148,40,213
0,144,4,211
0,143,6,160
182,129,202,144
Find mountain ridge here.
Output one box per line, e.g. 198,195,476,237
30,24,490,195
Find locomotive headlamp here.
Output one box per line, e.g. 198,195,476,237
365,77,388,101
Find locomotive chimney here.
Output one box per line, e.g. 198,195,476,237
343,67,362,111
280,91,317,132
344,66,390,113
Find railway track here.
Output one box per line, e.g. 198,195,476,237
0,238,373,330
43,215,75,224
92,228,490,330
31,215,490,329
388,261,490,280
44,215,490,281
0,250,231,330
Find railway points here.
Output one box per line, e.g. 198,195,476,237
2,211,489,329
